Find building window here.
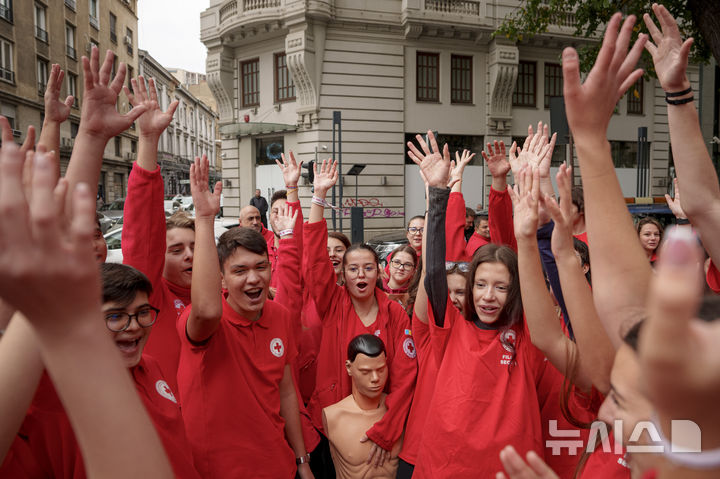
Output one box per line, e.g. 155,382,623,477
37,57,49,95
68,72,78,107
513,61,536,107
256,137,284,165
274,52,295,102
114,136,121,156
1,103,16,130
404,133,484,165
544,63,563,109
109,12,117,43
0,38,12,83
113,172,124,199
241,58,260,107
70,121,79,138
127,65,133,89
64,0,76,11
35,4,48,43
627,77,644,115
451,55,472,104
610,140,639,168
130,139,136,153
66,24,76,59
125,27,133,56
0,0,12,23
89,0,99,29
416,52,439,102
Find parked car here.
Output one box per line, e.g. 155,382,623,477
366,231,409,268
104,219,231,264
96,211,114,234
98,199,125,225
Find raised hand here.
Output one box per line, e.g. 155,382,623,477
643,3,693,92
510,123,556,179
542,164,576,256
496,445,560,479
563,14,647,141
44,64,74,124
509,166,540,241
664,177,687,220
449,149,475,187
407,130,453,189
481,140,509,179
189,155,222,219
641,226,720,450
312,158,339,195
124,76,179,139
78,47,147,139
276,151,303,188
274,203,299,236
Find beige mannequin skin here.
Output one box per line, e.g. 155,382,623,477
322,349,402,479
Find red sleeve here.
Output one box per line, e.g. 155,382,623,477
121,164,167,293
302,219,342,317
365,305,417,450
489,186,517,252
707,259,720,294
273,238,303,340
286,201,304,258
427,297,459,364
446,192,470,262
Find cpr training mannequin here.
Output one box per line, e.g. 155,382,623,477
322,334,402,479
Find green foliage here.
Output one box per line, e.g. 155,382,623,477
495,0,711,76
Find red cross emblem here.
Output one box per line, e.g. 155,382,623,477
403,337,416,359
270,338,285,358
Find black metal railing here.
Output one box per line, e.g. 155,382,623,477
66,45,76,60
36,26,48,43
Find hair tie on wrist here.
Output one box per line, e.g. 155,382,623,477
666,96,694,105
666,87,693,98
286,185,298,191
676,218,691,225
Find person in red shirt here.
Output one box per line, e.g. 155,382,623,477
176,156,312,479
406,216,425,254
383,245,417,311
636,217,663,264
465,214,490,257
407,131,558,478
304,159,417,478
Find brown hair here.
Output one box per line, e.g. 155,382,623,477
216,227,268,269
636,217,663,236
389,245,418,268
328,231,351,249
166,210,195,232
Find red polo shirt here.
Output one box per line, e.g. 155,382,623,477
176,297,298,478
0,357,199,478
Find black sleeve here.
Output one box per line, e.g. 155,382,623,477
424,186,450,328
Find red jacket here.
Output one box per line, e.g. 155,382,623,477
489,186,517,252
303,219,417,451
122,164,189,391
446,191,470,261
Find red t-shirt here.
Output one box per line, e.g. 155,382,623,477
707,259,720,293
0,357,199,479
303,219,417,451
176,297,298,478
122,163,190,391
399,313,440,465
413,303,553,478
465,231,491,258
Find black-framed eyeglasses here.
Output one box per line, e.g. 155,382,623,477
407,227,424,235
390,259,415,271
445,261,470,273
104,306,160,332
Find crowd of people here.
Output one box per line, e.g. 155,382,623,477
0,4,718,478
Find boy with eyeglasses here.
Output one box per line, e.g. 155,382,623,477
1,263,200,478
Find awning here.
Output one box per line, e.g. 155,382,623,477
220,122,297,137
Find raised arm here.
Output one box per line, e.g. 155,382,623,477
511,167,590,389
186,156,223,342
543,165,614,394
644,5,720,267
562,13,649,347
121,77,179,283
0,146,172,478
63,47,147,213
483,141,517,251
37,64,74,172
446,150,474,261
407,131,454,327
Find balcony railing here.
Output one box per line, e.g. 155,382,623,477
89,15,99,30
244,0,280,11
110,30,117,43
0,67,14,83
219,0,282,23
38,82,47,96
66,45,76,60
64,0,76,11
0,5,11,23
424,0,480,15
36,26,48,43
219,0,237,23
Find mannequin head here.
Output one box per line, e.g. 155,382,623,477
345,334,388,403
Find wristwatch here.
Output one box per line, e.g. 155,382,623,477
296,453,311,465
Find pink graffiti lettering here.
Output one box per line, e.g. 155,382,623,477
342,197,383,208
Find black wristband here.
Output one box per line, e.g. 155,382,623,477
666,96,694,105
676,218,690,225
665,87,692,98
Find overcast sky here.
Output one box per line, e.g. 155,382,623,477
138,0,210,74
